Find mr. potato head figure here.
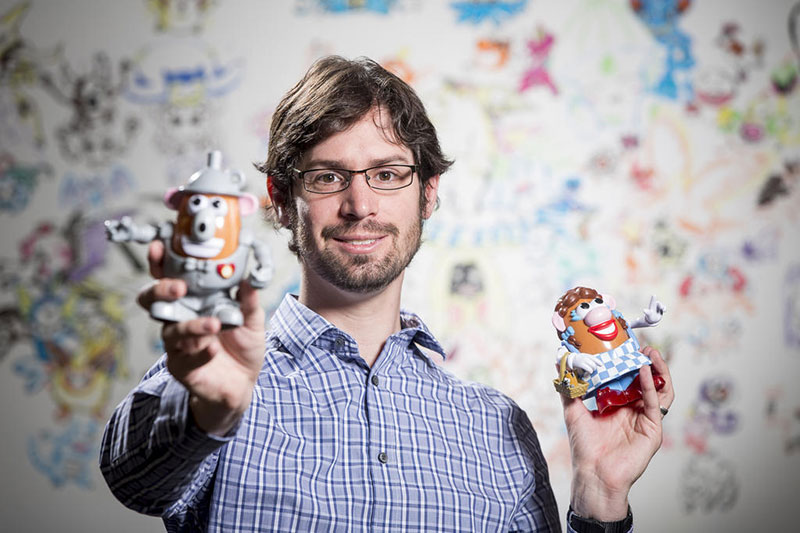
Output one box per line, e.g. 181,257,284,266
552,286,666,414
105,151,272,327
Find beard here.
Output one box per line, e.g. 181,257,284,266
295,215,424,294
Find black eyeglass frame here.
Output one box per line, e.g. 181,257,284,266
292,164,418,194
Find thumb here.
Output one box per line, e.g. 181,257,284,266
238,280,265,330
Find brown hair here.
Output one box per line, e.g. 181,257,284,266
254,55,453,252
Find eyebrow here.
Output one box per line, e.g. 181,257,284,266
304,155,413,169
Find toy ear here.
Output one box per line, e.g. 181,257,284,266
601,293,616,309
552,312,566,332
238,193,258,216
164,188,182,210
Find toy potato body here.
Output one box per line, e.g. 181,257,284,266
552,286,665,414
105,151,271,327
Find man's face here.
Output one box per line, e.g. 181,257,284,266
287,108,439,294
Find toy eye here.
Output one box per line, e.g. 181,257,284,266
187,194,209,214
580,302,590,309
209,196,228,216
595,298,603,304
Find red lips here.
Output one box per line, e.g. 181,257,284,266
587,319,619,341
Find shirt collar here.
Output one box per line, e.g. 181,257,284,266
270,293,446,363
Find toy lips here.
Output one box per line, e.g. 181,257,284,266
551,286,666,414
105,150,273,327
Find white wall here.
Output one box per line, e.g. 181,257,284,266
1,1,798,531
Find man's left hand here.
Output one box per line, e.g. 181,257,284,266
562,346,674,521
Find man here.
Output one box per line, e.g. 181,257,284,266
100,56,674,532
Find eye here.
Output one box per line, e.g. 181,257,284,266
209,196,228,216
374,168,399,182
187,194,209,214
580,302,590,309
595,298,603,304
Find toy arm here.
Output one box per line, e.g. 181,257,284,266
246,237,273,289
556,345,601,377
105,216,169,243
629,295,666,328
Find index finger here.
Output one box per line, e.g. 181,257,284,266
148,240,165,279
137,278,187,311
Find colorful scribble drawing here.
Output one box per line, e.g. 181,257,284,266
684,376,739,453
28,418,99,488
681,452,739,513
126,37,240,179
296,0,400,14
147,0,217,33
451,0,526,25
715,22,764,84
58,165,137,209
475,39,510,69
4,214,131,416
0,152,51,213
630,0,695,101
1,209,133,489
0,1,60,148
519,29,558,95
40,53,139,167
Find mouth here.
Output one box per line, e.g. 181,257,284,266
332,235,385,254
587,319,619,341
181,236,225,258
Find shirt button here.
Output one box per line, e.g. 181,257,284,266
334,336,345,348
377,452,388,464
371,375,379,386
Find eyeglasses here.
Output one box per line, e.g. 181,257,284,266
292,164,417,194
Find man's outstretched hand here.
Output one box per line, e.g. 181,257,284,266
137,240,266,436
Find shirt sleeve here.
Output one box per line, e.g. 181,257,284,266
98,357,235,519
507,404,563,532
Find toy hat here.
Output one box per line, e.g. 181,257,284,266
165,151,249,209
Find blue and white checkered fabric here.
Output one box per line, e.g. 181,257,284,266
100,294,563,532
585,337,651,393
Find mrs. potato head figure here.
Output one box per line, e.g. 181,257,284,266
552,286,666,414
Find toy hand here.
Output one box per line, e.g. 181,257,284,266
248,265,272,289
104,216,134,242
568,351,601,377
642,295,665,325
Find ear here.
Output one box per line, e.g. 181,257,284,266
551,312,566,332
267,176,290,227
164,188,182,210
601,293,616,310
422,174,440,219
238,193,258,216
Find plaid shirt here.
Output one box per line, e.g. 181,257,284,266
100,294,565,532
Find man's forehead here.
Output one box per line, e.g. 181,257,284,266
302,107,412,165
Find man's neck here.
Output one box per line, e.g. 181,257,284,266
299,270,405,368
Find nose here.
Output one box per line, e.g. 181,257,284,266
339,171,378,219
191,209,217,241
584,305,613,327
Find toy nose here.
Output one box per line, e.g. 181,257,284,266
584,305,612,327
191,210,216,241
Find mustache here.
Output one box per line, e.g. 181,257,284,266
321,219,399,240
